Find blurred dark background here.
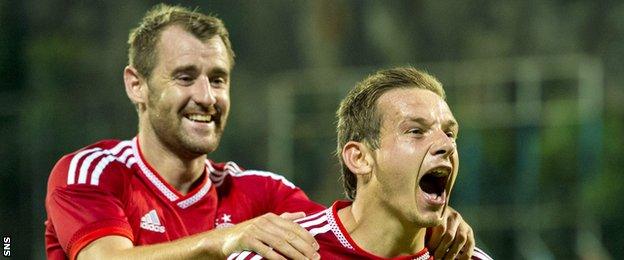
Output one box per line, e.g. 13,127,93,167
1,1,623,259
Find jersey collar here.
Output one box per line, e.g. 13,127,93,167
131,137,213,209
328,200,431,260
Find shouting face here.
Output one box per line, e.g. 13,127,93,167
369,87,459,227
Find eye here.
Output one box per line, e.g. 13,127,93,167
210,77,227,88
175,74,195,86
446,131,459,140
407,128,424,135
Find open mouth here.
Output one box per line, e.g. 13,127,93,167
184,113,219,124
419,166,451,204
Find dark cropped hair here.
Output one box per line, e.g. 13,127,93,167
127,4,235,79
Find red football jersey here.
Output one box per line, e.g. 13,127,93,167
229,201,494,260
45,137,324,260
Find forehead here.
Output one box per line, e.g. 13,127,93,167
377,88,455,125
155,26,231,72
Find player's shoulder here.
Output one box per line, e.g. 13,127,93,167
227,208,333,260
49,139,136,190
293,207,332,233
208,160,296,189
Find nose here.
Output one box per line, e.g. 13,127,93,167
193,76,217,107
429,131,456,158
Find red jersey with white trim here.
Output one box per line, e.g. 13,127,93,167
229,201,494,260
45,137,324,260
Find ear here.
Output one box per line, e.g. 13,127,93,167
342,141,374,176
123,66,147,106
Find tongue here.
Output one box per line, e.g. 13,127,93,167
422,191,445,205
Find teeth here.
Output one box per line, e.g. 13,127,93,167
429,168,449,177
187,114,212,122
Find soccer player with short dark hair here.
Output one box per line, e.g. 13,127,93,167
45,5,322,260
231,67,493,260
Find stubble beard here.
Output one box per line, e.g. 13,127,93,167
176,125,222,155
146,105,224,158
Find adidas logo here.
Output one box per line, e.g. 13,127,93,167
140,209,165,233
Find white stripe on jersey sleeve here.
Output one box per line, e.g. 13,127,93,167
299,215,328,228
117,147,133,163
205,160,216,172
226,252,240,260
69,141,132,185
67,148,101,184
232,170,296,189
308,223,332,236
226,161,243,173
90,155,116,185
294,210,327,224
234,251,251,260
108,140,132,155
125,157,137,168
473,247,494,260
78,151,106,184
249,255,263,260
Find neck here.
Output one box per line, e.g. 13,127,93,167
138,129,206,195
337,197,427,257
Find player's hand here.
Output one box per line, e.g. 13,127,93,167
427,206,474,260
219,212,320,260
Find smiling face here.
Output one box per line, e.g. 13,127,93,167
140,25,232,156
368,87,459,227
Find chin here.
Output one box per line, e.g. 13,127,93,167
187,141,219,154
428,216,444,227
179,135,221,155
410,211,444,228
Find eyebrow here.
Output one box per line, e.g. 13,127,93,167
407,117,459,130
444,119,458,130
170,65,230,77
209,67,230,77
170,65,199,77
407,117,433,126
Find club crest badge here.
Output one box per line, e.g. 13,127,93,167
215,213,234,229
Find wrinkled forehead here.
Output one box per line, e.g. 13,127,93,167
155,26,231,74
377,88,456,125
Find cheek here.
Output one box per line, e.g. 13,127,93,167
450,152,459,183
158,88,190,109
215,92,231,116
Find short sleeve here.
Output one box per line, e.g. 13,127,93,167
241,170,325,215
269,180,325,215
45,153,134,259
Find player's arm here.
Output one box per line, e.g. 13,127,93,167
77,212,319,260
48,156,318,260
426,205,475,260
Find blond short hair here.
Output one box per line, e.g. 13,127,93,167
336,67,446,199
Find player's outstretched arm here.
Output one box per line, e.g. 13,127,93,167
77,212,319,260
426,206,475,260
